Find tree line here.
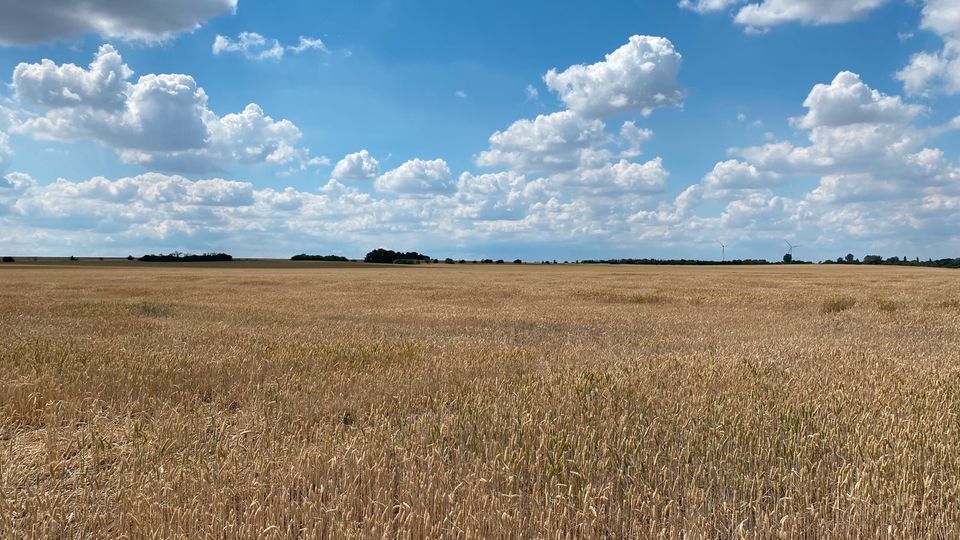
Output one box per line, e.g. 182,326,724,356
2,249,957,269
823,254,960,268
139,252,233,262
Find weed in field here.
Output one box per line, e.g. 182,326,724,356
876,299,898,312
822,296,856,313
135,301,173,318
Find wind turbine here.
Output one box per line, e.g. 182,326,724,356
718,241,727,262
784,239,800,257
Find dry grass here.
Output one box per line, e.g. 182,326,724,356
1,263,959,538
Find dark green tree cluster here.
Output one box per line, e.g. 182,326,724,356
291,254,349,262
363,248,431,264
139,252,233,262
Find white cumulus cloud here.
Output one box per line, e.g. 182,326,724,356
10,45,323,174
332,150,380,180
795,71,925,129
476,111,608,174
897,0,960,96
375,159,454,195
544,35,684,119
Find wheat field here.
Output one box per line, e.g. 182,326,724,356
1,263,959,538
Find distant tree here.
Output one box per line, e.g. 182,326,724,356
70,256,78,261
845,253,857,264
2,256,14,263
783,253,793,263
863,255,883,265
481,259,494,264
364,248,429,264
513,259,523,264
444,258,455,264
495,259,505,264
127,255,135,261
291,254,349,262
837,257,844,264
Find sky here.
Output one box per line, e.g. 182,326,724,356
0,0,959,261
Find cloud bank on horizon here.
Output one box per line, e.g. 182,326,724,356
0,0,958,260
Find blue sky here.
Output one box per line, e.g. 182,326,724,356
1,0,959,261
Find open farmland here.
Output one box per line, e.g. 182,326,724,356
2,263,960,538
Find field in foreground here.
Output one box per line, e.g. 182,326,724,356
1,264,959,538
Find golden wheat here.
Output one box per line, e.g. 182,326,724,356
1,263,959,538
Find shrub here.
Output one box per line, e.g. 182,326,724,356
1,256,14,263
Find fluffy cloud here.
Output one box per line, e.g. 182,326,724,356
625,68,960,258
375,159,454,195
332,150,380,180
725,72,927,179
10,45,322,174
795,71,924,129
0,0,236,46
919,0,960,39
544,35,684,118
897,1,960,96
213,33,328,61
476,36,680,221
703,160,781,196
476,111,608,174
734,0,888,28
897,46,960,96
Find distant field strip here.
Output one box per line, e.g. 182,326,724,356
1,264,959,538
